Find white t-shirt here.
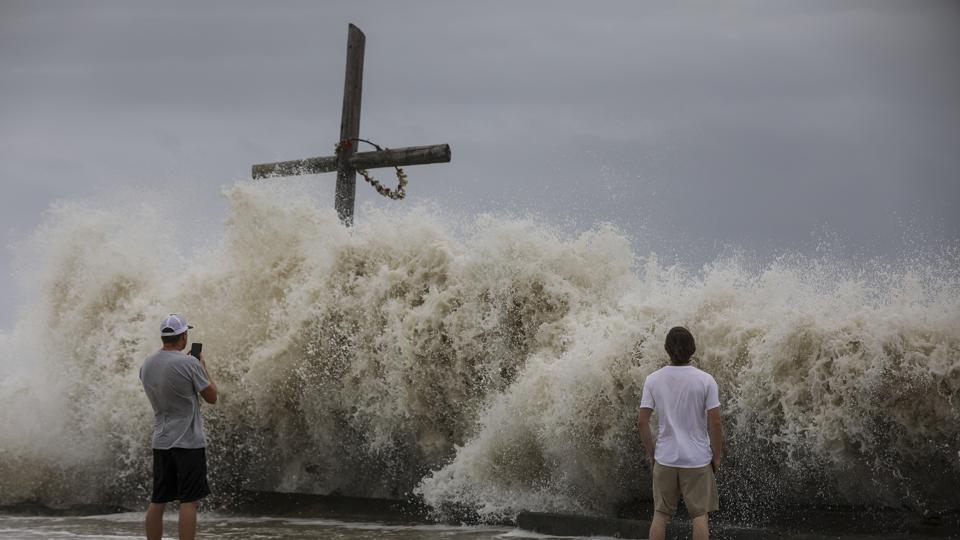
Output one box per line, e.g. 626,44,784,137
640,365,720,468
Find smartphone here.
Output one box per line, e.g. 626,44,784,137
189,342,202,360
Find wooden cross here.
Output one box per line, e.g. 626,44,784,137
252,24,451,226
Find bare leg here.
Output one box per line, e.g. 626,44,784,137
145,502,165,540
692,513,710,540
648,510,669,540
178,501,198,540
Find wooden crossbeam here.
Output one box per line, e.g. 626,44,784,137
252,144,451,180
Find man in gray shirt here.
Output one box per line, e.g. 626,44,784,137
140,314,217,540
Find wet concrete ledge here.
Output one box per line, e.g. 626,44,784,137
5,492,956,539
226,492,960,539
230,491,958,539
515,511,959,540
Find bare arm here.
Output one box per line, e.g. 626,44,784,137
707,406,723,471
637,407,656,465
197,353,218,404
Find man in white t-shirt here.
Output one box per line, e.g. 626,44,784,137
638,326,723,540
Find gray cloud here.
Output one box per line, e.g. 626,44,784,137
2,0,959,327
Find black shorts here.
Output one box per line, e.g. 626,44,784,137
151,447,210,504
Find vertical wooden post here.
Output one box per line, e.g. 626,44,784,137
335,24,365,226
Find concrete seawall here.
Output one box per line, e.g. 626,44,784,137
3,492,957,539
230,492,957,539
515,511,959,540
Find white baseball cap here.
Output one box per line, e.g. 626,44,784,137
160,313,194,337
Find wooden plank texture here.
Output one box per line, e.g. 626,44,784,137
252,156,339,179
335,23,365,225
353,143,450,170
252,144,451,179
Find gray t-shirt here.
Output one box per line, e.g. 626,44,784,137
140,349,210,449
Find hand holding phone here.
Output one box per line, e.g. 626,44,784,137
189,342,203,360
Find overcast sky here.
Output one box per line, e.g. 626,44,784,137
1,1,959,329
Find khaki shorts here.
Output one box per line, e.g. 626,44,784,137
652,462,719,517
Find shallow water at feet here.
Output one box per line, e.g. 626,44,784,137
0,513,574,540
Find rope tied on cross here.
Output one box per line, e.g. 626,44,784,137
335,138,408,200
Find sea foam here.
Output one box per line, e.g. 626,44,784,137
0,183,957,522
